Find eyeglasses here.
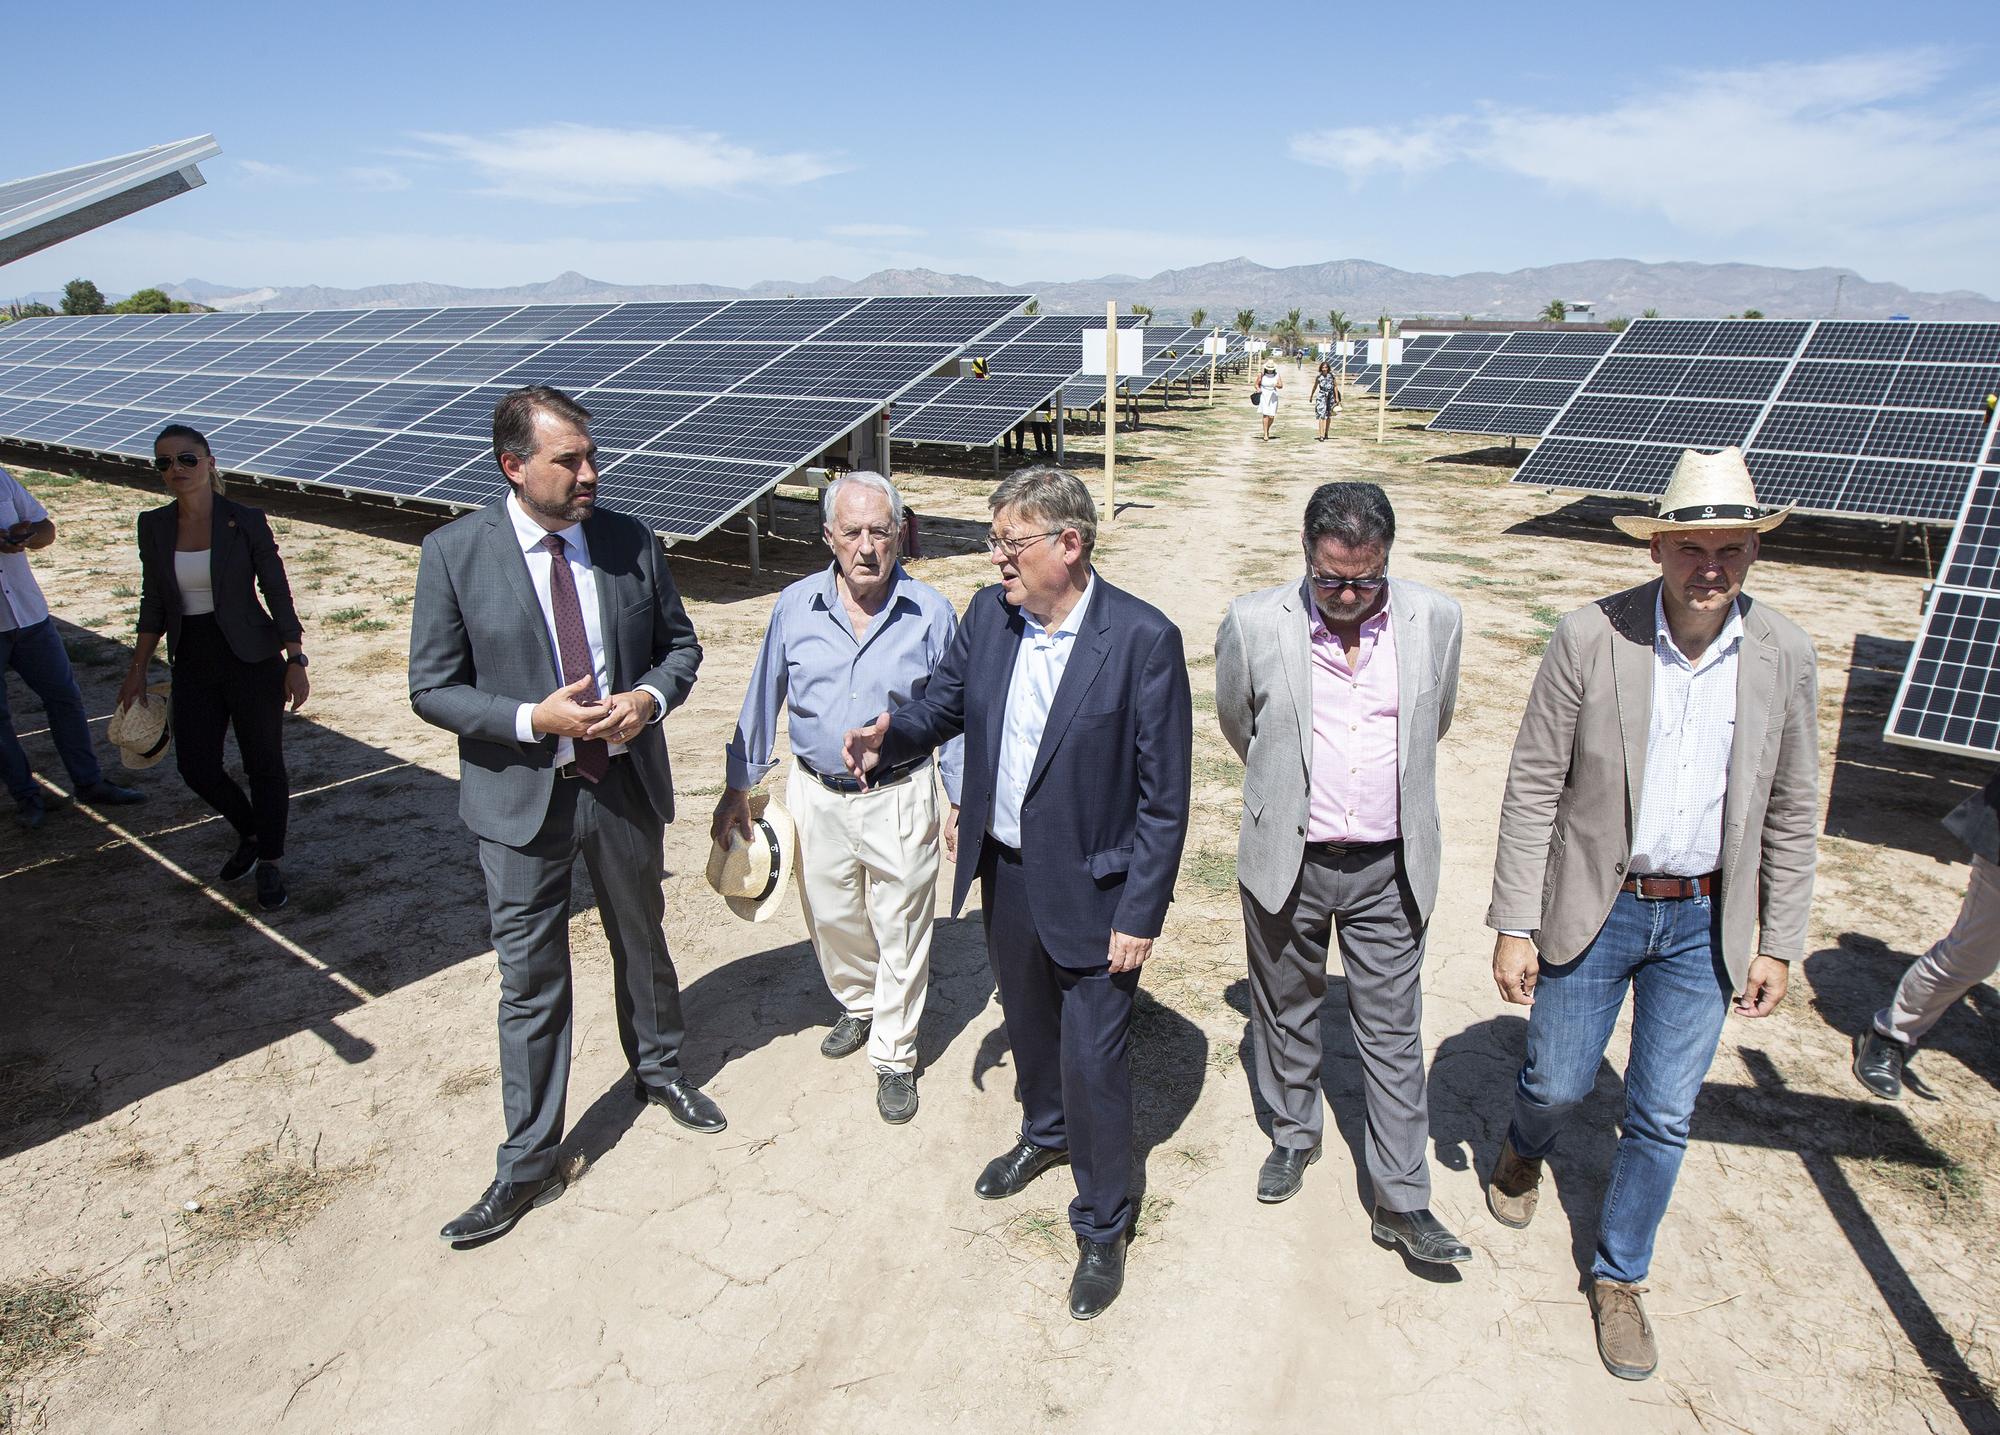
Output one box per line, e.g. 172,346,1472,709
152,452,204,472
986,529,1062,558
1308,568,1387,595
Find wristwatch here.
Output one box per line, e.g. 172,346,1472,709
286,652,309,668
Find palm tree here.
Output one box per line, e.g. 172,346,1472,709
1327,309,1353,375
1190,307,1207,328
1540,299,1567,323
1641,307,1661,319
1023,298,1040,316
1606,316,1631,332
1130,303,1154,321
1304,317,1318,334
1234,309,1256,340
1742,308,1765,320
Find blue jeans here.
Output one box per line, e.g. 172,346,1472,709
1507,889,1731,1284
0,616,103,800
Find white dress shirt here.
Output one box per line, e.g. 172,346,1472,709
504,494,664,765
989,574,1096,847
1630,590,1743,876
0,466,51,632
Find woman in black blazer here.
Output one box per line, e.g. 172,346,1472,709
117,423,308,910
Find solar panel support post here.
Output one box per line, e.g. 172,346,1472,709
1376,318,1389,444
745,511,762,576
1208,327,1217,407
1055,399,1066,464
1104,301,1118,521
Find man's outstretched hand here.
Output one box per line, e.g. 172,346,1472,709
841,710,891,788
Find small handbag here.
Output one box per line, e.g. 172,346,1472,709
1249,389,1261,407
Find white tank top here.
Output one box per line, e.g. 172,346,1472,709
174,549,215,616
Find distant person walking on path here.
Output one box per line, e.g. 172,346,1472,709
0,463,146,829
1255,361,1283,440
119,425,304,909
1853,771,2000,1100
1311,361,1341,441
1483,447,1817,1383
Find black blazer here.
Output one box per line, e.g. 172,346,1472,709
881,576,1193,967
137,496,303,665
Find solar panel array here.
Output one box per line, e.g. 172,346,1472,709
1388,332,1513,409
1512,319,2000,522
0,295,1025,539
1887,425,2000,758
888,313,1142,448
1428,330,1619,436
0,136,220,267
1348,334,1447,395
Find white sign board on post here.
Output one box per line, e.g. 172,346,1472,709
1245,339,1268,355
1202,334,1229,356
1081,328,1146,377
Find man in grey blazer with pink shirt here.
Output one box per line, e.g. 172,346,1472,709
1216,481,1470,1267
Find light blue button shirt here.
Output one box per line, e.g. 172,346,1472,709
990,575,1096,846
726,563,963,803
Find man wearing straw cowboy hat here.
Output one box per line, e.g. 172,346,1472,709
1483,446,1819,1382
711,470,963,1126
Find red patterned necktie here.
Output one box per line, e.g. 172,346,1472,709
542,533,608,782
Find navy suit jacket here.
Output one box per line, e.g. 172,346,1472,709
882,574,1193,968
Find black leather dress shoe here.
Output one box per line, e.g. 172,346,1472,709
1852,1029,1908,1101
439,1174,564,1244
75,780,146,806
635,1077,727,1132
1256,1143,1321,1204
974,1139,1069,1200
219,837,258,882
1371,1206,1472,1265
1069,1234,1128,1319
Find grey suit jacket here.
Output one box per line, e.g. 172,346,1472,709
1484,579,1819,989
1215,575,1462,922
408,499,702,847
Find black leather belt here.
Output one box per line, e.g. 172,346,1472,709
1624,872,1718,900
798,755,929,794
556,751,629,780
1305,838,1398,859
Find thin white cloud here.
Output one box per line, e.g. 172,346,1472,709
234,159,308,185
1288,48,2000,243
343,166,411,192
408,123,845,202
827,222,924,239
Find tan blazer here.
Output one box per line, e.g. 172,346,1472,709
1485,579,1819,989
1216,575,1462,922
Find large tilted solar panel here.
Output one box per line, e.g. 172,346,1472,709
888,313,1142,448
1388,332,1513,409
0,295,1025,539
0,135,220,266
1348,334,1447,394
1512,319,2000,522
1886,435,2000,758
1428,330,1618,436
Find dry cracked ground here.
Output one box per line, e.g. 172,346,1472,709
3,377,1998,1434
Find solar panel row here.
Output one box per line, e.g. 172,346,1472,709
888,313,1142,448
1428,330,1619,435
0,295,1025,540
1511,319,2000,523
1386,332,1512,409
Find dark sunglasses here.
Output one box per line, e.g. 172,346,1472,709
1308,569,1387,595
152,452,204,472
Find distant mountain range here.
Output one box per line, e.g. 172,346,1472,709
15,257,1996,322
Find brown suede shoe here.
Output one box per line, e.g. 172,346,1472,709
1588,1279,1658,1381
1485,1140,1543,1229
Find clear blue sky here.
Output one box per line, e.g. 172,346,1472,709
8,0,1997,299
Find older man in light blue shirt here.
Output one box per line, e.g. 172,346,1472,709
715,471,962,1124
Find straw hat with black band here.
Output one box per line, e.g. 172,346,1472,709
704,790,797,923
106,682,172,770
1610,447,1790,540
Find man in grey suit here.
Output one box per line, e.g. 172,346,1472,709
1484,447,1818,1381
410,386,719,1246
1215,481,1470,1265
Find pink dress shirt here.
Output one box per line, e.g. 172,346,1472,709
1307,597,1400,843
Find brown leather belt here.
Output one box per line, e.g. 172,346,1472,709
1622,872,1718,900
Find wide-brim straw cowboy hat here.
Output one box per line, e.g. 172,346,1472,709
1610,447,1792,540
106,683,172,770
704,790,796,923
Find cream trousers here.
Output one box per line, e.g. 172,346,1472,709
1876,855,2000,1046
786,762,942,1072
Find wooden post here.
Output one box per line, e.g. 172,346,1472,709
1376,317,1389,445
1104,300,1117,520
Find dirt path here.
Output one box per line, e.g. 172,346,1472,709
3,380,1997,1434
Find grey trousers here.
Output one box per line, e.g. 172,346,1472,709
1241,841,1432,1212
480,760,686,1183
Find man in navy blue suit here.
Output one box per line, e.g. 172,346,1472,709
845,466,1192,1320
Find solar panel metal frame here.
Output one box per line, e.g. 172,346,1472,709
1510,320,2000,523
0,294,1026,542
0,135,221,266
